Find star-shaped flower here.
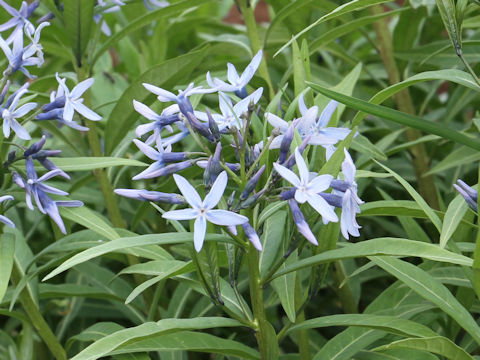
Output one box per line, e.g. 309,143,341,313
195,88,263,132
1,84,36,140
0,0,38,44
55,73,102,122
206,50,263,98
162,171,248,252
274,148,338,223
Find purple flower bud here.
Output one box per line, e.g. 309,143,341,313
279,121,296,163
114,189,186,204
454,179,478,212
206,108,220,142
227,191,236,209
42,96,66,112
0,80,10,105
319,192,343,208
37,12,55,24
227,225,238,236
24,136,46,157
289,199,318,245
185,112,214,142
241,164,265,200
177,93,195,117
239,188,266,209
135,160,194,179
162,152,187,163
241,222,262,251
226,163,241,172
330,179,349,192
280,188,296,200
35,108,63,120
283,135,310,169
36,158,70,179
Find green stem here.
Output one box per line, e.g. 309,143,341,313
76,67,125,228
458,50,480,87
11,266,66,360
247,241,273,358
369,5,439,209
238,0,274,98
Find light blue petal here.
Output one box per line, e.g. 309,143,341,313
203,171,227,209
194,216,207,252
173,174,202,208
294,148,309,184
273,162,301,188
306,192,338,223
308,174,333,194
206,209,248,226
317,100,338,128
162,208,198,220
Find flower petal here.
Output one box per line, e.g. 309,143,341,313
173,174,202,208
162,208,198,221
133,100,159,121
306,192,338,223
294,148,309,184
73,101,102,121
308,174,333,194
70,78,94,99
273,162,301,188
318,100,338,128
206,209,248,226
194,216,207,252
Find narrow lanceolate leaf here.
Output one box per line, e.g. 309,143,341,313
63,0,94,66
274,0,391,56
371,256,480,345
288,314,437,338
259,210,287,278
308,83,480,151
351,69,480,126
43,233,229,281
70,318,245,360
0,233,15,302
272,238,472,280
60,206,119,241
440,194,469,248
192,242,222,304
374,336,474,360
436,0,462,52
272,250,297,323
52,158,146,172
374,161,442,233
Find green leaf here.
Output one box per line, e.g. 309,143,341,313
272,238,472,280
272,250,297,322
288,314,437,338
105,49,208,154
51,157,146,172
427,146,480,175
440,194,469,248
111,331,259,359
91,0,213,65
351,69,480,126
259,210,287,278
377,337,474,359
43,233,229,281
60,206,119,241
192,241,221,304
308,82,480,151
67,322,124,350
436,0,462,52
0,233,15,302
274,0,392,56
371,256,480,345
64,0,94,66
374,161,442,232
70,318,245,360
292,39,307,97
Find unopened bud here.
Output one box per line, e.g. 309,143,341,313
24,135,46,157
240,164,265,200
241,222,262,251
289,199,318,245
206,108,220,142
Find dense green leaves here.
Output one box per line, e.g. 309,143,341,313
63,0,94,66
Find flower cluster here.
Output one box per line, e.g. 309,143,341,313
117,50,365,252
0,3,91,232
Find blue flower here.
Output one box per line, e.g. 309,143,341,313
162,171,248,252
23,22,50,67
143,82,215,118
132,139,188,180
133,101,180,148
331,149,364,239
0,195,15,228
0,0,38,44
274,148,338,223
0,83,36,140
195,89,263,132
114,188,185,204
0,31,42,78
207,50,263,98
454,179,478,212
13,159,82,234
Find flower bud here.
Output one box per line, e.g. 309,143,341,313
42,96,66,112
279,121,296,163
289,199,318,245
115,189,186,204
241,222,262,251
454,179,478,212
24,136,46,157
206,108,220,142
185,112,214,142
241,164,265,200
319,192,343,208
330,179,349,192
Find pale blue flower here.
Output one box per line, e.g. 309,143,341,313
55,73,102,122
207,50,263,98
0,195,15,228
134,101,180,148
143,0,169,10
0,31,42,78
23,22,50,67
13,159,82,234
331,149,364,239
0,0,38,44
143,82,215,118
162,171,248,252
195,88,263,132
274,148,338,223
1,83,36,140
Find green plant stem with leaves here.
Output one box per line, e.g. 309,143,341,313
369,5,440,209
